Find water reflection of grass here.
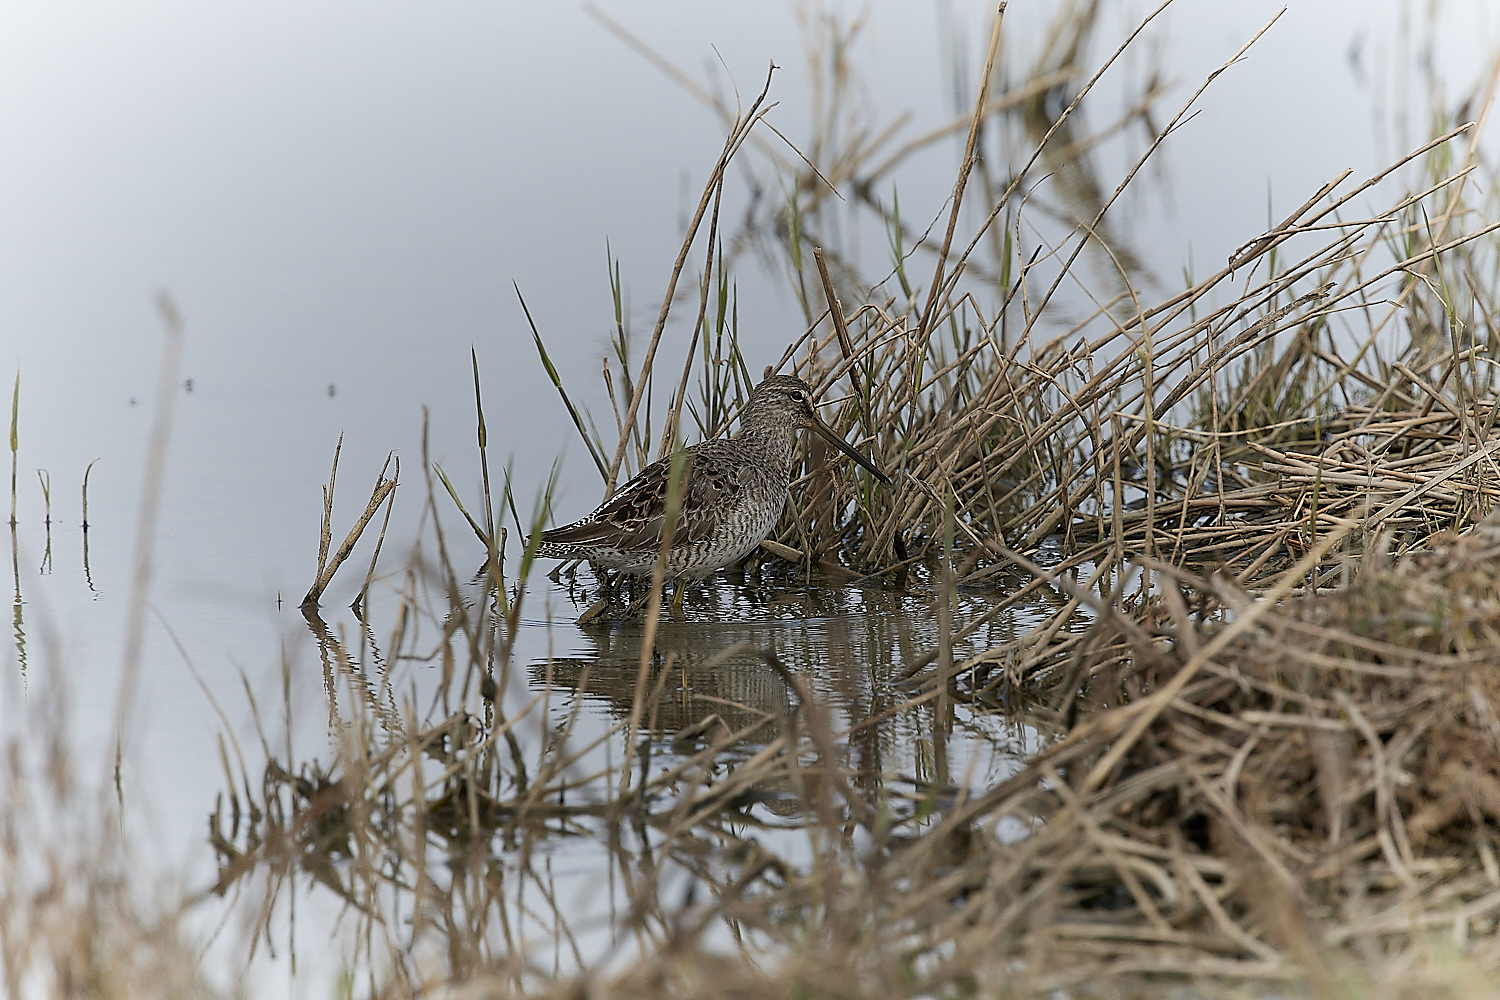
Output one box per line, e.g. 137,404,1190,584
14,2,1500,997
210,560,1042,995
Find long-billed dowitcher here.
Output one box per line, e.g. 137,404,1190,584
537,375,889,612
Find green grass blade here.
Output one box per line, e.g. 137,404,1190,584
515,282,611,483
433,463,489,547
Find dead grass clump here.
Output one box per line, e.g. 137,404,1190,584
554,1,1500,615
0,689,221,1000
889,521,1500,992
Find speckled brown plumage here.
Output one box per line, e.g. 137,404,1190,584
537,375,888,580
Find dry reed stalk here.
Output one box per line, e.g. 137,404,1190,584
300,442,399,610
604,64,778,493
117,294,184,780
910,2,1005,390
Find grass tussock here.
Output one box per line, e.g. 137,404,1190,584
0,688,220,1000
204,526,1500,997
561,4,1500,621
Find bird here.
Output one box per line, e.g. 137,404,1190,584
535,374,890,615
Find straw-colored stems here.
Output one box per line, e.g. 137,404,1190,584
604,63,777,492
301,450,398,610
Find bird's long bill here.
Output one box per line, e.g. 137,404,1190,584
809,414,892,485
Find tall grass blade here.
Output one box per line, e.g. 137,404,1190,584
515,283,610,483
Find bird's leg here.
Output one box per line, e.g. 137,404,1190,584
576,568,623,626
671,580,687,617
594,566,616,604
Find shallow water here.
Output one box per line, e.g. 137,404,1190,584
181,564,1057,989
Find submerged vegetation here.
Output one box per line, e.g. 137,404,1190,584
13,2,1500,997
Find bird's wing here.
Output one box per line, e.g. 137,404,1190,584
540,448,744,552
